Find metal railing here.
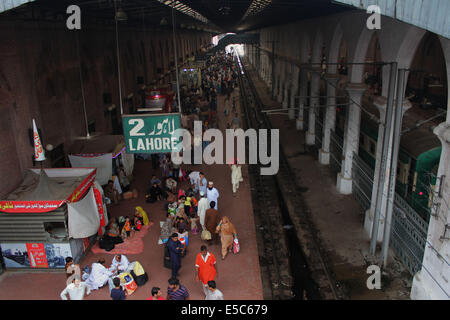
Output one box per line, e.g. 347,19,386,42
352,152,374,211
351,153,429,275
330,130,343,174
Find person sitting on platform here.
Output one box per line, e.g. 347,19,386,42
105,218,124,245
150,175,161,188
147,182,164,203
121,216,135,240
65,257,81,283
165,177,177,194
135,206,149,226
85,258,113,291
110,254,130,273
133,215,142,231
104,180,121,205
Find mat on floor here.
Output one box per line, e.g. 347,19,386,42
91,223,153,255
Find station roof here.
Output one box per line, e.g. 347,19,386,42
0,0,351,34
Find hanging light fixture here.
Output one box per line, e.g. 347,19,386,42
115,7,128,21
160,17,168,26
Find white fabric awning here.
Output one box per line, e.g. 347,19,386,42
69,153,113,186
68,188,100,239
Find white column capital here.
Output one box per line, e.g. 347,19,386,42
434,122,450,146
373,96,413,117
345,83,367,98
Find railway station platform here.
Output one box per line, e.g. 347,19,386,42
0,93,263,300
244,59,411,300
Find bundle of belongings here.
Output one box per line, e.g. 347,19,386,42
117,261,149,295
85,255,148,295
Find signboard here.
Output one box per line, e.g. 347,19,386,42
0,200,66,213
122,113,181,154
0,242,71,269
26,243,48,268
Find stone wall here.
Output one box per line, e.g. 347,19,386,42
0,18,210,198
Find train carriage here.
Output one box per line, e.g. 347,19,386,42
334,95,441,221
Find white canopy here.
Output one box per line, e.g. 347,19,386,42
69,153,113,186
68,188,100,239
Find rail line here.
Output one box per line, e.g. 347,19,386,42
235,53,345,300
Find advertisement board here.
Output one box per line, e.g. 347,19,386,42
1,242,72,269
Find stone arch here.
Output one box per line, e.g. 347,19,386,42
299,32,311,63
327,24,344,75
439,36,450,120
405,32,448,118
311,28,324,65
349,27,376,83
363,33,383,96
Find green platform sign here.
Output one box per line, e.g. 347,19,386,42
122,113,181,154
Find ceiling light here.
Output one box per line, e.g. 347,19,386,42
160,17,168,25
115,7,128,21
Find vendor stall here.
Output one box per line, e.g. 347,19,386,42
68,134,134,187
139,85,175,113
0,168,105,269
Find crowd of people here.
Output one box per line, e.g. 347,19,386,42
60,51,244,301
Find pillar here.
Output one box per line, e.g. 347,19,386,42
282,70,289,110
276,62,284,103
319,74,340,165
289,66,299,120
363,96,412,240
411,122,450,300
336,83,366,194
296,68,307,130
306,70,321,145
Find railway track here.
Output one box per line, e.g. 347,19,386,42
235,54,346,300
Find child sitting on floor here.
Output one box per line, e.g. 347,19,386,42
121,216,134,240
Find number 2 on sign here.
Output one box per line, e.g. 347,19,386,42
129,119,145,136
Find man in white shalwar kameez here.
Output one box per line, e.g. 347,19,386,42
110,254,130,273
197,191,209,230
86,259,113,291
206,181,219,210
189,171,201,192
231,164,243,194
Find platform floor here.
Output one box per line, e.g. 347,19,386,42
0,91,264,300
245,61,411,300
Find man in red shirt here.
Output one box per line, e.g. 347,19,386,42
194,245,218,297
146,287,165,300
